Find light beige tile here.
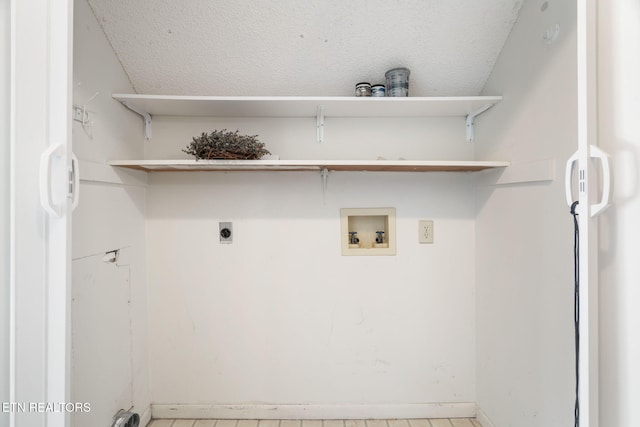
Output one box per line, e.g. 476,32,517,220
215,420,238,427
237,420,259,427
365,420,388,427
301,420,322,427
388,420,411,427
149,420,476,427
258,420,280,427
408,419,432,427
324,420,344,427
344,420,366,427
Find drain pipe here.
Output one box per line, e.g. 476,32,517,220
112,409,140,427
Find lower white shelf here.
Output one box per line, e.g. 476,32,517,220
108,159,510,172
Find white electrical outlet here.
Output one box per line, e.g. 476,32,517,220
418,220,434,244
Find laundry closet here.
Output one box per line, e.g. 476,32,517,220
8,0,629,426
70,1,577,426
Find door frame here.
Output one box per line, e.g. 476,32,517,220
576,0,606,425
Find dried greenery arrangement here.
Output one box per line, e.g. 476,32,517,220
182,129,271,160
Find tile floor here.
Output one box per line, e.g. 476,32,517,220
147,419,483,427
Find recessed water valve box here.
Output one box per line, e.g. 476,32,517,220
340,208,396,256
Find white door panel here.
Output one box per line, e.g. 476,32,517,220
9,0,74,426
1,1,11,426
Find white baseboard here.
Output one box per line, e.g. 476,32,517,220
475,407,496,427
151,403,477,420
139,405,152,427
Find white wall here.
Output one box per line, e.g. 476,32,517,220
1,0,10,424
72,0,151,425
146,116,479,417
474,1,577,426
597,1,640,425
146,117,473,162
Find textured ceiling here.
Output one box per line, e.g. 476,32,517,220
87,0,524,96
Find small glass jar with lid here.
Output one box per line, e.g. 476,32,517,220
355,82,372,96
371,84,386,97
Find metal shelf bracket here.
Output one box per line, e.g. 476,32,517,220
120,101,152,140
316,105,324,143
320,167,329,204
465,103,494,143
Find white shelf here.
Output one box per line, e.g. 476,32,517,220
112,94,502,118
108,159,510,173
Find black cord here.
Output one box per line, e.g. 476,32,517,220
570,201,580,427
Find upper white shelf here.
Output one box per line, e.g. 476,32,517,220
109,159,510,173
112,94,502,118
